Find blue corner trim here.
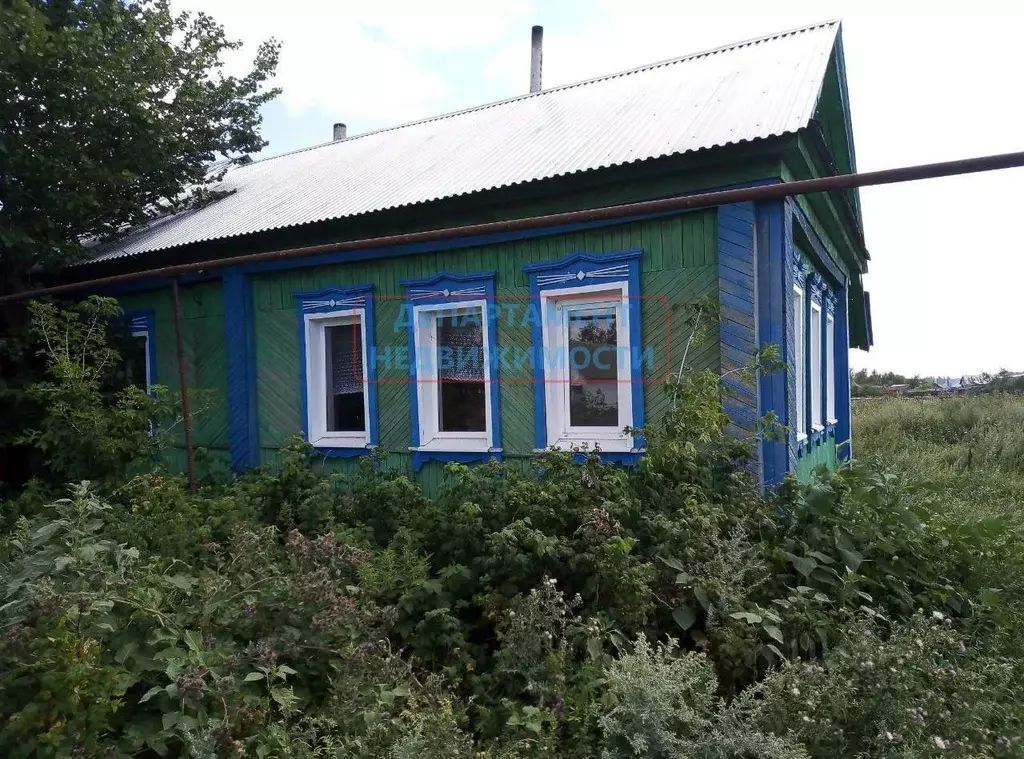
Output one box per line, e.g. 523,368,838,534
411,450,503,472
399,271,501,456
224,274,259,471
836,281,853,460
524,249,645,451
754,201,788,487
717,203,759,475
294,284,379,454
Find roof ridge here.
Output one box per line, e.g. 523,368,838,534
242,19,841,168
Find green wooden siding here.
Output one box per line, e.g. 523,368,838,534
795,430,838,481
119,281,230,463
251,211,719,470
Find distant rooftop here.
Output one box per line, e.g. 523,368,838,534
88,20,841,264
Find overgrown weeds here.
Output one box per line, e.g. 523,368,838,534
0,300,1021,756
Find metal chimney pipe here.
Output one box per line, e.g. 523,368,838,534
333,123,347,141
529,26,543,93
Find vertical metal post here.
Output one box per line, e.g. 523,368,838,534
171,279,197,491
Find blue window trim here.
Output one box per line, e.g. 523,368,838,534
789,200,847,289
523,249,645,459
792,264,843,460
398,271,502,472
294,284,379,458
122,309,157,389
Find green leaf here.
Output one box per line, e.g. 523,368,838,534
270,686,298,710
163,574,196,592
839,548,864,572
788,554,818,578
139,686,163,703
658,555,688,573
244,672,265,682
766,643,785,660
807,550,835,564
672,604,697,631
729,611,763,624
764,625,785,644
694,587,711,610
277,664,298,676
980,588,1002,607
31,521,66,544
162,712,180,731
182,629,203,653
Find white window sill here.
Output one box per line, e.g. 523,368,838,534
812,424,825,433
310,434,370,449
545,437,635,454
796,433,808,443
411,439,492,453
827,418,839,426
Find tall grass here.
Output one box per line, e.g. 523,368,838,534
855,395,1024,522
854,395,1024,659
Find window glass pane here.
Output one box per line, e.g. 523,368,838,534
436,309,486,432
325,322,365,432
568,307,619,427
106,323,149,396
125,335,149,391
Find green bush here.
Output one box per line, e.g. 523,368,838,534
2,299,1023,756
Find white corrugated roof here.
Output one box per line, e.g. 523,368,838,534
88,20,839,262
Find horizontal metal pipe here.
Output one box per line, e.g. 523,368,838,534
5,148,1024,304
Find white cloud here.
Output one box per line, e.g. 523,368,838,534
172,0,532,124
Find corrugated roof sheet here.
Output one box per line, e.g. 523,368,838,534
87,20,839,263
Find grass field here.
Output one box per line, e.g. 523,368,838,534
854,394,1024,525
854,394,1024,662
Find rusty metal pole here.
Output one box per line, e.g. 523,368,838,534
170,279,197,491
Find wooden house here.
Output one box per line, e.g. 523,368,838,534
71,20,872,488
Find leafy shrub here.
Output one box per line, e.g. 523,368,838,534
18,298,180,485
747,614,1024,756
3,298,1023,756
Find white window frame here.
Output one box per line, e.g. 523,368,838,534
130,327,153,392
826,312,837,424
810,301,823,431
539,281,635,453
793,285,806,440
411,300,493,453
303,308,371,449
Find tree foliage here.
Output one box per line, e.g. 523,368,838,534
0,0,280,289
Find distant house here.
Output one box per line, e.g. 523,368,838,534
954,375,989,394
64,21,871,488
886,384,911,397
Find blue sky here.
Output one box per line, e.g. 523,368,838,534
175,0,1024,377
